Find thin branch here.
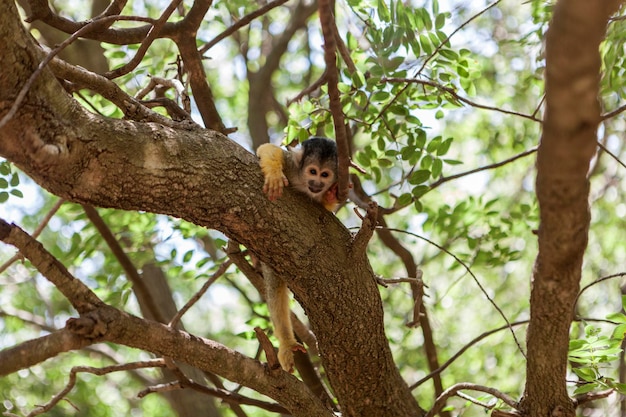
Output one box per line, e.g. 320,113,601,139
254,326,281,371
410,320,529,390
429,146,539,190
199,0,290,54
382,227,527,359
597,141,626,170
425,382,518,417
26,360,167,416
415,0,504,76
574,272,626,315
383,77,542,123
139,378,291,413
287,69,329,105
168,259,233,328
351,202,378,256
105,0,183,79
573,388,615,406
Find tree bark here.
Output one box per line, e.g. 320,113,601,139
520,1,622,416
0,1,423,415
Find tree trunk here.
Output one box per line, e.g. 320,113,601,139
519,1,622,415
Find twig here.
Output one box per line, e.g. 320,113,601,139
168,259,233,328
415,0,504,76
254,326,281,371
105,0,182,79
410,320,529,390
26,360,167,416
49,58,183,126
425,382,518,417
597,141,626,170
382,227,527,359
383,78,541,123
138,376,290,413
287,69,329,105
430,146,538,190
199,0,290,53
351,202,378,256
573,388,614,406
573,272,626,315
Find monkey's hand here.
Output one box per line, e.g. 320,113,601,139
257,143,289,201
263,171,289,201
278,342,307,373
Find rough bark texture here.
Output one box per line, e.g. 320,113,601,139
0,1,423,416
519,1,622,416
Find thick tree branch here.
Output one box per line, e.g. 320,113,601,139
0,329,93,376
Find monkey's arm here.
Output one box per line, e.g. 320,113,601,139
262,264,306,372
257,144,289,201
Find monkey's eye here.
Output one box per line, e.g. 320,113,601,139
309,168,317,175
321,172,329,178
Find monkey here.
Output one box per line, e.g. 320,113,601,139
257,136,339,211
256,136,338,372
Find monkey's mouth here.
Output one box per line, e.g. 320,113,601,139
308,185,323,194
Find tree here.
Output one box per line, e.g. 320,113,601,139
0,0,625,416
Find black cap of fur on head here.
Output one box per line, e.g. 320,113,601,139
300,137,338,169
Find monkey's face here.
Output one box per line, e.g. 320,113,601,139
301,162,336,201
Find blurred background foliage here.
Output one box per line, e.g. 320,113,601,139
1,0,626,415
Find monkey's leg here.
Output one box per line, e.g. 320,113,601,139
262,263,306,372
257,144,289,201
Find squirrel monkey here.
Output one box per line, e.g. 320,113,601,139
257,137,338,372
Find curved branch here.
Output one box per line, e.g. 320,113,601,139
426,382,518,417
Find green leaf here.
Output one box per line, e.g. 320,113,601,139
611,323,626,340
0,162,10,175
397,193,413,207
435,13,445,30
431,158,443,178
408,169,430,185
9,173,19,187
182,250,194,263
572,367,597,382
412,185,430,199
0,191,8,203
0,178,7,189
573,383,599,395
437,137,453,156
377,0,390,22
